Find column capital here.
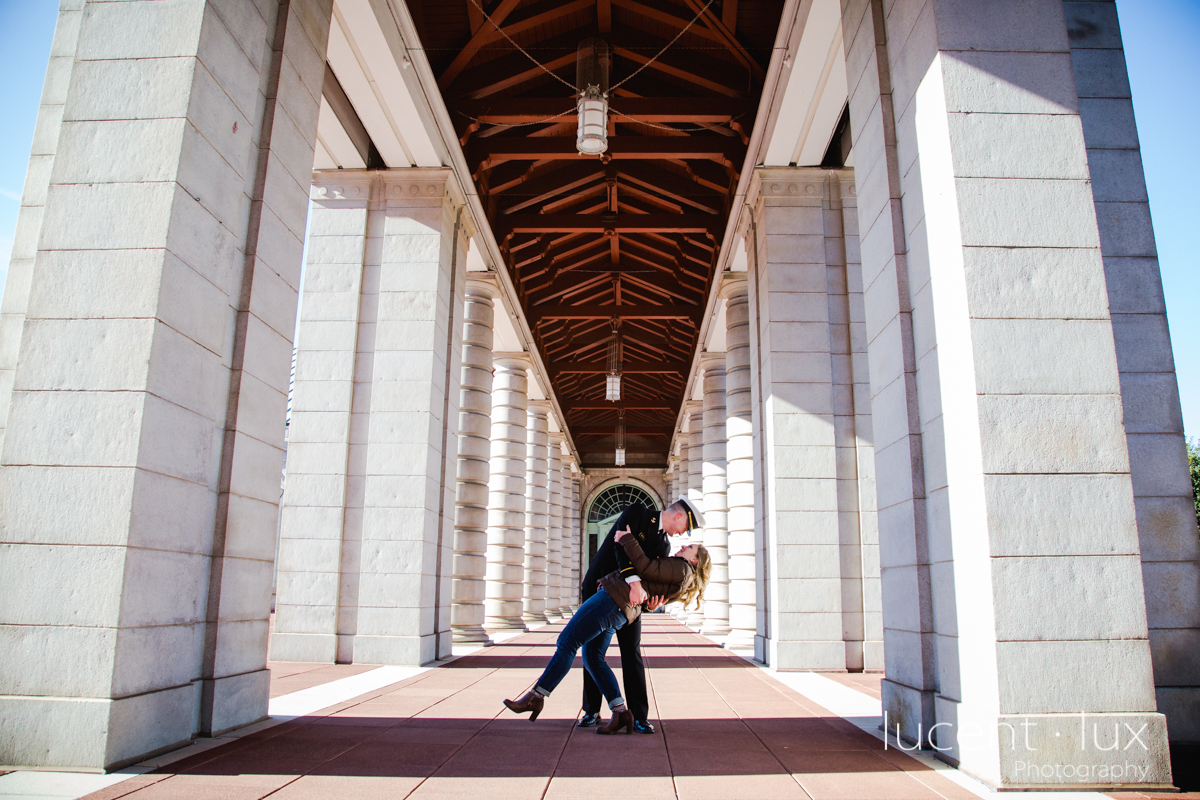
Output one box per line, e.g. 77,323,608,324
699,352,726,372
375,167,463,205
720,271,749,300
465,274,499,301
493,352,533,371
310,169,374,201
527,399,552,416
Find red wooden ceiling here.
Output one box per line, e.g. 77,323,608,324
408,0,784,469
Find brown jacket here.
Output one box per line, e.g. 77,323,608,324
598,536,696,625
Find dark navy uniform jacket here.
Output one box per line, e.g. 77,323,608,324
581,502,670,600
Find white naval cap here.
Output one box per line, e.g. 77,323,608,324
674,496,705,530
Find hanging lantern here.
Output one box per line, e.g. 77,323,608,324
615,411,626,466
576,38,610,156
605,318,622,401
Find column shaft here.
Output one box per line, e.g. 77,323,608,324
0,0,331,769
1064,0,1200,744
485,356,530,631
701,357,730,636
545,433,564,620
685,403,706,628
450,279,496,643
842,0,1172,785
723,276,757,650
522,402,550,623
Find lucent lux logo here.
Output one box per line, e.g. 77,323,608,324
882,710,1153,783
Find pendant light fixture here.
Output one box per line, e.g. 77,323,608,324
576,38,610,156
605,318,621,401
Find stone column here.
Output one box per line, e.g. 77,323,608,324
840,0,1173,786
669,438,689,620
685,402,706,628
567,467,581,609
275,169,468,668
1064,0,1200,746
723,276,757,650
700,355,731,636
0,3,83,453
544,432,564,620
522,401,550,624
450,278,497,643
485,355,531,631
744,169,875,673
0,0,332,769
274,174,372,666
562,456,580,613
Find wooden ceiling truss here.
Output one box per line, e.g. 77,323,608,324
409,0,783,468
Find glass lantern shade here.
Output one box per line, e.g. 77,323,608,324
615,448,626,466
605,372,621,401
577,91,608,156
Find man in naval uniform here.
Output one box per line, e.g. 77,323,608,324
578,496,704,733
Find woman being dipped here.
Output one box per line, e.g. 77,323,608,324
503,528,711,734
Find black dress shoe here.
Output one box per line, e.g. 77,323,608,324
633,719,656,734
578,712,602,727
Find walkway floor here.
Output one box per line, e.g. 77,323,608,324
2,617,1192,800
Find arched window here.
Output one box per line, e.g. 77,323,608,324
585,484,657,565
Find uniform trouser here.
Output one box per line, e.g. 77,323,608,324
582,610,647,720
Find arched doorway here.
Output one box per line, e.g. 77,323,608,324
585,484,658,566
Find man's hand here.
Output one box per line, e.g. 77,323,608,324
615,525,633,544
628,581,649,606
646,595,667,612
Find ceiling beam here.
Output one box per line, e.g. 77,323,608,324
530,303,696,320
556,361,688,373
496,213,720,234
453,97,752,123
437,0,525,89
469,137,743,167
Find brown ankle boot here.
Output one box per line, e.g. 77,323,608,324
596,709,634,734
503,690,544,721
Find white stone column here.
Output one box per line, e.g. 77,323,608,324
840,0,1172,786
276,169,468,667
0,0,332,769
700,355,731,636
723,276,757,650
567,467,581,609
1064,0,1200,745
522,401,550,624
544,432,564,620
744,169,876,673
562,456,579,612
685,402,706,629
485,355,530,631
450,278,496,643
0,3,83,453
669,438,689,620
274,173,372,666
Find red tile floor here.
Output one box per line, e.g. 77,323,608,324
75,617,1192,800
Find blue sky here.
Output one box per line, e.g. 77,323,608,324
0,0,1197,436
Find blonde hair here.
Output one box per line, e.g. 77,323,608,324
675,544,711,610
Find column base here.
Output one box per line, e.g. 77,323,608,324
702,621,732,637
769,640,848,671
686,612,705,630
0,683,196,771
269,632,337,663
725,628,756,650
199,669,270,736
353,632,448,666
881,679,936,747
557,605,574,617
485,619,529,634
452,625,492,644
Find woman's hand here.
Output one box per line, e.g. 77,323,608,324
615,526,633,543
646,595,667,612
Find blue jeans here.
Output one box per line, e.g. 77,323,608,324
535,588,627,709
